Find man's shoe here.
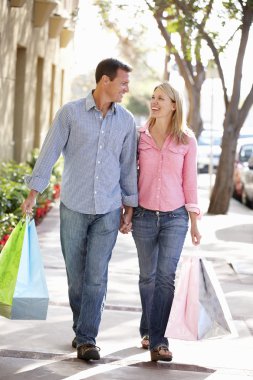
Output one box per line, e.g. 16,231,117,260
150,346,173,362
77,344,100,361
72,337,77,349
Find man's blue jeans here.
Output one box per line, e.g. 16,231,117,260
60,202,121,347
132,206,189,350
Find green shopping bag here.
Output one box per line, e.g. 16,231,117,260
0,219,26,318
0,217,49,320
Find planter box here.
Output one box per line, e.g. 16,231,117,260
60,28,74,48
10,0,26,6
33,0,57,27
49,15,67,38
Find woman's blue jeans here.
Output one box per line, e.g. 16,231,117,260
132,206,189,350
60,202,121,347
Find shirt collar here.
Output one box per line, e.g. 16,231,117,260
139,123,151,137
85,91,117,114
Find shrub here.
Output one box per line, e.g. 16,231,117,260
0,151,63,252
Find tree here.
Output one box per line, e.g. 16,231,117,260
167,0,253,213
95,0,208,137
207,1,253,213
95,0,253,214
145,0,253,213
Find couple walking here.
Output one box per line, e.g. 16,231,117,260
22,58,201,362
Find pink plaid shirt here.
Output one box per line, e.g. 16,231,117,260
137,125,200,215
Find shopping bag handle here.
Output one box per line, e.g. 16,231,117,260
25,212,34,223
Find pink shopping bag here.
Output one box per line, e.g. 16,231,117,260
165,256,237,340
166,256,199,340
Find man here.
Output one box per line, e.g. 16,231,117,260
21,58,138,361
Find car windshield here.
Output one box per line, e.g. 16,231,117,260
198,135,221,146
239,144,253,162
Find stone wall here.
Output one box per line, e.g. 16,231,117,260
0,0,78,162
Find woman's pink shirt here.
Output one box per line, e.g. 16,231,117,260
138,125,201,216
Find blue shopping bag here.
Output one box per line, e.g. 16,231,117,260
9,218,49,319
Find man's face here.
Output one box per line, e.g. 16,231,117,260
105,69,130,103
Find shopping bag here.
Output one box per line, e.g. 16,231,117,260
0,219,26,317
165,256,237,340
0,218,49,319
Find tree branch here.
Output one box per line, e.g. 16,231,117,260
229,5,253,112
238,84,253,127
173,0,229,107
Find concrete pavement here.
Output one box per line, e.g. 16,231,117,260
0,174,253,380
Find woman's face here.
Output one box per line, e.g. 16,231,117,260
150,88,176,119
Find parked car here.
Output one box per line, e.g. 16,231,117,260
197,130,222,173
232,137,253,202
241,154,253,207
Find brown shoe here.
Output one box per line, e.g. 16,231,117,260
72,337,77,348
150,346,173,362
141,335,149,349
77,344,100,361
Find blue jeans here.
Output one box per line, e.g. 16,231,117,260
60,202,121,347
132,206,189,350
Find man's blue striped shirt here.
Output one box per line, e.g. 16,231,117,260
25,92,138,214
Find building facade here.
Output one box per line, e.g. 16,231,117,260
0,0,79,162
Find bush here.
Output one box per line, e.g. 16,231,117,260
0,150,63,252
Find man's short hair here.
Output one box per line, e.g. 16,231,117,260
95,58,132,83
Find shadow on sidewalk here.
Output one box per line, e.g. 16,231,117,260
215,224,253,244
0,346,215,380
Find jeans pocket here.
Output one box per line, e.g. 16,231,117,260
133,207,144,218
171,207,189,223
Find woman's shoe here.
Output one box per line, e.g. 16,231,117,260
150,346,173,362
72,337,77,348
141,335,149,349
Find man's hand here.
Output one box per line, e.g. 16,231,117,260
119,206,133,234
21,190,38,216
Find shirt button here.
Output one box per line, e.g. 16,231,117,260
98,161,100,164
100,145,102,149
102,131,104,134
96,176,98,179
94,191,97,194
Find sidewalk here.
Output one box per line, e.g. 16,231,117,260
0,174,253,380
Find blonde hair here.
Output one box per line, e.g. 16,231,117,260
148,82,190,145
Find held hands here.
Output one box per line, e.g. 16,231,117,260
119,206,133,234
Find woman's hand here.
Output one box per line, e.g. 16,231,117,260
190,224,201,245
189,211,201,245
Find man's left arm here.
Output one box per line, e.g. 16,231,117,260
119,120,138,233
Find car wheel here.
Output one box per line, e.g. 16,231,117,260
241,186,250,207
232,186,241,201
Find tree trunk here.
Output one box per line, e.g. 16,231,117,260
208,118,239,214
207,4,253,215
163,52,170,81
186,85,203,138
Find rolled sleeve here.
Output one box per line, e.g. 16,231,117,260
122,193,138,207
25,174,49,194
185,203,202,219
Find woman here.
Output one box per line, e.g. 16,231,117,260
132,82,201,362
